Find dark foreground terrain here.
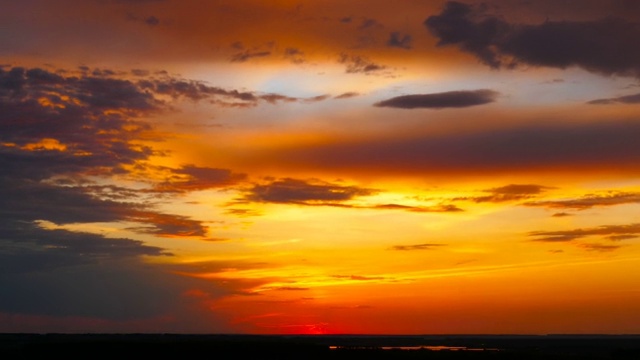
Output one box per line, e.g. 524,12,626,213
1,333,638,359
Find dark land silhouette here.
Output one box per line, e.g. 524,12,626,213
1,333,639,359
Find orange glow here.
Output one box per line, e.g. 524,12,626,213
21,138,67,151
2,0,640,335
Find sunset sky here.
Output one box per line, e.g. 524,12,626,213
2,0,640,335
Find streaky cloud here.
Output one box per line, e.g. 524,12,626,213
374,89,498,109
588,92,640,105
242,177,377,205
530,223,640,243
525,191,640,210
391,243,446,251
456,184,552,203
273,120,640,176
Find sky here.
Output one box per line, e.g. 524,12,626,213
1,0,640,335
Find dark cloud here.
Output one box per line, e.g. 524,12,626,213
259,93,298,104
154,164,247,193
552,212,573,217
0,66,238,267
588,92,640,104
145,16,160,26
0,179,136,225
0,65,245,326
578,243,622,252
0,260,178,319
334,92,360,99
284,47,305,64
387,32,413,49
525,191,640,210
373,89,498,109
0,177,211,239
530,223,640,243
425,1,640,77
137,77,257,103
0,221,169,274
0,255,235,329
230,51,272,63
339,53,387,74
137,76,324,107
131,69,150,76
303,94,331,103
242,178,377,205
359,18,383,30
372,203,463,213
390,243,446,251
127,211,209,238
225,208,261,217
457,184,552,203
273,119,640,175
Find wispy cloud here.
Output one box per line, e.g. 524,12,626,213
525,191,640,210
529,223,640,243
457,184,552,203
241,177,377,205
390,243,446,251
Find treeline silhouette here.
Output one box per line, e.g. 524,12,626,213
1,334,639,359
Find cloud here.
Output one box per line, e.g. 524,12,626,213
268,119,640,176
358,18,383,30
525,191,640,210
457,184,552,203
387,32,413,49
303,94,331,103
137,75,327,107
154,164,247,193
0,177,211,240
0,64,339,329
425,1,640,77
224,208,261,217
0,221,170,274
0,66,248,271
242,178,377,205
332,275,385,281
0,255,234,329
588,92,640,105
339,53,387,74
334,92,360,99
390,243,446,251
270,286,309,291
126,211,209,238
552,212,573,218
608,234,638,241
230,50,272,63
284,47,305,64
145,16,160,26
137,77,257,103
529,223,640,243
578,243,623,252
372,203,462,213
373,89,498,109
227,42,275,63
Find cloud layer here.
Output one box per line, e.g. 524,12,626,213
426,1,640,77
374,89,498,109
